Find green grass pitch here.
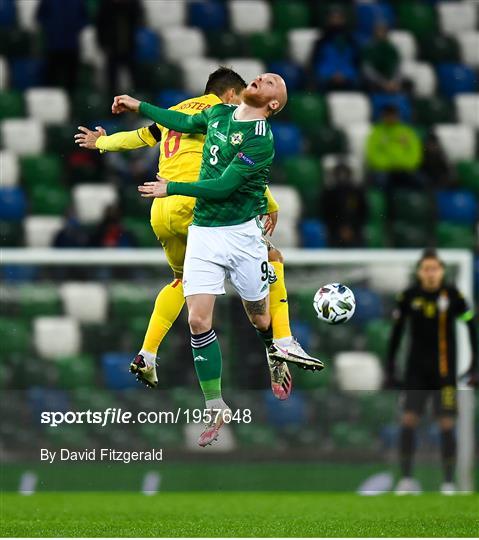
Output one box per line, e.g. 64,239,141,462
1,492,478,537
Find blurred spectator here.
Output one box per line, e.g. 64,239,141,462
420,132,454,189
96,0,143,96
53,209,88,248
90,205,137,248
366,104,422,190
311,6,359,90
320,162,368,247
36,0,88,92
362,23,401,93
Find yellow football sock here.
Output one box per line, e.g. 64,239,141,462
142,279,185,354
269,261,292,340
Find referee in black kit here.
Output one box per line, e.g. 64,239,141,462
385,249,478,495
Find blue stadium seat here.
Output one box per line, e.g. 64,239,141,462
437,63,477,98
300,219,327,248
267,60,304,91
356,2,395,39
436,190,478,224
10,58,44,90
0,187,26,221
351,287,383,324
371,93,412,122
135,27,160,62
157,89,191,108
189,0,227,30
28,387,70,424
290,321,312,351
0,0,16,26
263,390,308,428
1,265,38,282
270,121,303,158
101,353,138,390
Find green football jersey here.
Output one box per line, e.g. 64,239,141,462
192,104,274,227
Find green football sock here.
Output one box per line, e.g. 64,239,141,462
256,325,273,349
191,329,222,401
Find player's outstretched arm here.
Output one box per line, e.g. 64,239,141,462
74,125,160,152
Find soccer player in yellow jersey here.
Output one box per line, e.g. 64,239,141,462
75,68,316,400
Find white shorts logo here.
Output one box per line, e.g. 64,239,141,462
194,355,207,362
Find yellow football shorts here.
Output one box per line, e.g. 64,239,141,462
150,195,195,275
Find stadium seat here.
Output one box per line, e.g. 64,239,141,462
436,190,477,225
123,217,157,247
437,63,477,98
188,0,227,30
401,61,436,97
18,284,62,317
29,184,69,215
268,185,301,247
60,282,109,323
25,88,70,125
16,0,38,30
0,150,19,187
135,27,160,62
438,1,477,35
457,31,479,67
365,221,386,248
160,27,206,63
343,123,371,164
283,156,322,201
272,0,311,31
143,0,186,31
34,316,81,360
1,119,45,155
308,127,346,157
356,2,395,38
351,287,383,323
0,220,23,246
0,0,15,26
327,93,371,128
0,56,7,89
230,0,271,34
24,215,63,247
79,26,105,68
73,184,118,224
419,34,459,64
300,219,327,248
0,187,26,220
391,189,434,224
270,122,303,158
180,57,220,95
388,31,416,62
20,154,62,188
206,31,248,59
435,124,476,161
267,60,304,91
371,93,412,122
10,58,43,89
101,353,138,390
288,28,320,66
455,94,479,128
392,220,431,248
0,317,30,355
0,27,34,56
137,61,184,91
437,222,475,249
56,355,95,389
224,58,265,86
397,2,437,37
322,154,363,185
110,284,153,318
249,31,286,62
335,352,383,392
0,90,24,119
457,160,479,194
288,92,327,132
413,96,454,126
264,390,308,428
156,89,191,109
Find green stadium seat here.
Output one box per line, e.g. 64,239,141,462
127,315,151,348
170,387,204,411
437,223,475,249
289,93,328,133
206,32,247,59
136,62,184,91
56,354,96,389
0,91,25,120
21,155,63,189
123,217,158,247
45,425,90,448
235,423,278,447
365,221,387,248
283,156,322,214
18,285,62,317
308,127,346,156
367,190,387,224
365,320,392,359
73,388,118,410
397,2,437,37
273,0,311,31
294,359,331,389
392,220,431,248
457,160,479,194
331,422,375,450
292,289,320,324
391,189,434,223
248,31,287,62
0,317,30,355
140,423,183,447
414,97,454,126
29,184,70,215
0,220,23,247
419,35,459,64
82,323,121,355
22,359,55,388
71,92,111,121
121,186,153,218
46,124,77,154
110,285,154,318
0,28,34,56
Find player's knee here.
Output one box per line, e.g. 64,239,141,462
268,247,284,263
401,412,419,428
188,312,211,334
438,416,455,431
250,313,271,333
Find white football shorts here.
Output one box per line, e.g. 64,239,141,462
183,218,269,301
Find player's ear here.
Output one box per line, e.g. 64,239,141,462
268,99,280,115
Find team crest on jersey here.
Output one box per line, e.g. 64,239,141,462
230,132,243,145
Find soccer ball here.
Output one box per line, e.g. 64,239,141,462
313,283,356,324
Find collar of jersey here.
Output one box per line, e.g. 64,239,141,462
232,108,266,122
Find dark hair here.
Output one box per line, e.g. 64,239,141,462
417,248,445,269
204,67,247,97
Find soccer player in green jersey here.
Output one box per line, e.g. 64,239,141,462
113,74,323,446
